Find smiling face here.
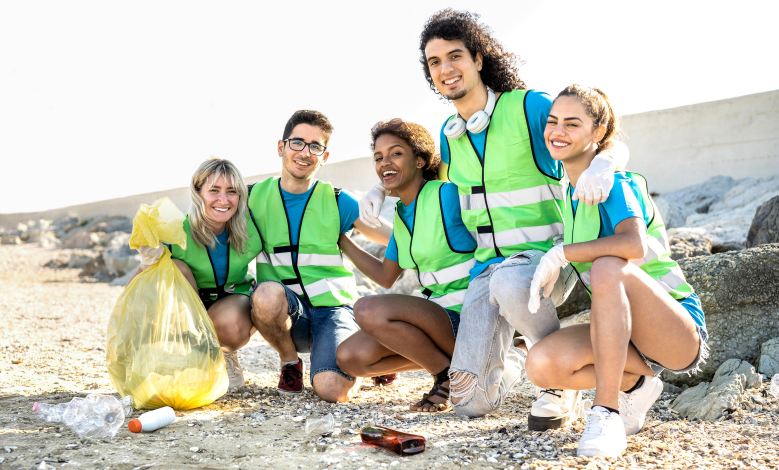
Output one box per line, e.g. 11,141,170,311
544,95,605,163
199,174,239,233
278,123,330,182
424,38,483,101
373,133,424,195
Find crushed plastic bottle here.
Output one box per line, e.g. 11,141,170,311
770,373,779,398
305,413,335,436
32,393,130,439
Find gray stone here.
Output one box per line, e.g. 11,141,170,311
102,233,139,278
670,358,761,421
758,337,779,377
1,233,21,245
556,283,590,319
667,227,712,260
61,230,100,249
746,195,779,247
668,244,779,385
653,175,736,229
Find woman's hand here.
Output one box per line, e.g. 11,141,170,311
528,245,569,314
358,184,387,228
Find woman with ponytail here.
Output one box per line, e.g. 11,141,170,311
524,85,708,457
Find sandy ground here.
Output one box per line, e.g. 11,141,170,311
1,244,778,469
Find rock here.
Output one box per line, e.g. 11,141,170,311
746,195,779,247
758,337,779,377
671,358,761,420
667,227,712,260
102,233,139,277
556,282,590,318
684,175,779,248
1,233,21,245
38,231,61,249
67,252,97,269
653,175,737,229
668,244,779,385
61,230,100,249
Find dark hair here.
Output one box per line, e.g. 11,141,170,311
419,9,526,95
370,118,441,181
555,84,619,151
282,110,334,143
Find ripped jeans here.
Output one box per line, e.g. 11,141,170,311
449,250,577,418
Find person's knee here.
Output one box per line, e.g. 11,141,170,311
251,282,287,325
353,296,385,334
312,372,354,403
489,265,532,306
449,370,492,418
589,256,628,292
525,345,559,389
211,317,248,350
335,344,362,377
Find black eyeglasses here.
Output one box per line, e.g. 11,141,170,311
284,138,327,156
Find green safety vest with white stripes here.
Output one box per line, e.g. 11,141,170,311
393,180,475,313
247,177,358,307
563,171,694,300
446,89,564,262
169,216,262,303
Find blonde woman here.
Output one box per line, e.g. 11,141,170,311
141,158,263,391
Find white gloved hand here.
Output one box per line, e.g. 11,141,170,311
358,183,386,229
573,153,616,206
528,245,568,314
138,245,164,268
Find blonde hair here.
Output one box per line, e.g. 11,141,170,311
189,158,249,253
555,84,619,152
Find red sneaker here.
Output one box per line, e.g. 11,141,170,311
278,358,304,394
372,373,397,387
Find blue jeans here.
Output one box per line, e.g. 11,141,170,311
450,250,577,418
282,285,359,385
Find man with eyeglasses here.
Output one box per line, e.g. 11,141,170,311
248,109,391,402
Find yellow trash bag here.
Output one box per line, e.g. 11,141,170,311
106,198,228,410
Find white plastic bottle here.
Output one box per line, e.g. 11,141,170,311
128,406,176,433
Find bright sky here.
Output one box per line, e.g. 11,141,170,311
2,0,778,213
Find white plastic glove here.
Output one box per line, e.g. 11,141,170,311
573,153,616,206
528,245,569,314
138,245,164,268
358,183,387,229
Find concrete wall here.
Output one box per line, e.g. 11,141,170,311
3,90,778,227
621,89,779,193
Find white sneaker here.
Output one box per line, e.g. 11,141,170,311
577,406,627,457
619,375,663,435
223,350,245,392
528,389,582,430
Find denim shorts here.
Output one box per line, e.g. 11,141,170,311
281,284,359,385
445,308,461,337
634,293,709,376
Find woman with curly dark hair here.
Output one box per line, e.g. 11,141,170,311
336,118,476,412
359,9,630,425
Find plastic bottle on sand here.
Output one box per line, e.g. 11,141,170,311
128,406,176,433
32,394,129,439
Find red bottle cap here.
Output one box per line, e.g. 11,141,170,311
128,418,142,433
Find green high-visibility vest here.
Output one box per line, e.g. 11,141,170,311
445,90,564,262
563,171,694,300
248,177,357,307
170,215,262,303
393,180,475,313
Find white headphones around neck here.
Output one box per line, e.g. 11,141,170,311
443,87,497,139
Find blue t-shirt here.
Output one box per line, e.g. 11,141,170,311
206,229,230,287
569,172,647,236
280,184,358,263
385,182,476,262
439,89,560,278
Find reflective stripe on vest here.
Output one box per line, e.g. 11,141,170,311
563,171,693,300
248,177,357,307
169,215,261,298
446,89,564,261
393,180,475,313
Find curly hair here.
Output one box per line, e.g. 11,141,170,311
370,118,441,181
555,84,620,151
419,9,526,95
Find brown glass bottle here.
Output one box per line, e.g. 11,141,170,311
360,425,426,456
